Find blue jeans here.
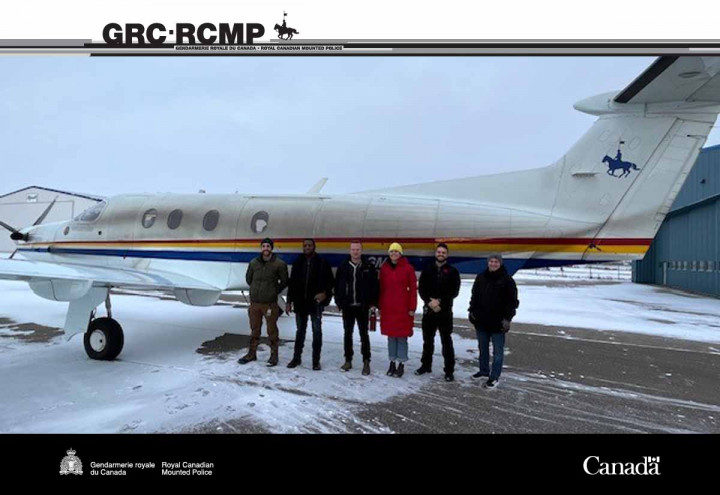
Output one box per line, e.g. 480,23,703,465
294,305,323,364
476,329,505,381
387,337,409,362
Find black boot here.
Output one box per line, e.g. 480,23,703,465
395,363,405,378
287,357,301,368
386,362,396,376
415,365,432,376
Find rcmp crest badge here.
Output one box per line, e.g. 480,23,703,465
59,448,83,475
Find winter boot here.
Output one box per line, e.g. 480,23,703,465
313,362,322,371
238,352,257,365
362,360,371,376
415,366,432,376
341,360,352,372
266,350,279,367
287,357,301,368
444,372,455,382
386,362,396,376
395,363,405,378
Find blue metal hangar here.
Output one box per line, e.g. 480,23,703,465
633,144,720,297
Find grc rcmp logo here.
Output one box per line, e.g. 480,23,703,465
583,456,661,476
102,12,299,45
60,448,83,475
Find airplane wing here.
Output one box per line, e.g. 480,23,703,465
614,56,720,104
0,258,219,291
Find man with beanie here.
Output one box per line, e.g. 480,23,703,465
468,253,518,388
239,238,289,367
285,239,335,371
416,243,461,382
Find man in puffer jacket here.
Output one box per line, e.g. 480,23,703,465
468,253,518,389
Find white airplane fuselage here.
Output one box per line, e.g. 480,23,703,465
16,189,650,291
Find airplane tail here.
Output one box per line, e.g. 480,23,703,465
366,57,720,259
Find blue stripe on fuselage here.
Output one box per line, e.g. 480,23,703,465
16,247,593,275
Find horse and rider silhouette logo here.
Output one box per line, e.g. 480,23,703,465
603,143,640,178
275,11,299,40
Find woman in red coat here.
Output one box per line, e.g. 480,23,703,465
379,242,417,378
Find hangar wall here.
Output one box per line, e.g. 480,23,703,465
0,186,101,253
632,144,720,297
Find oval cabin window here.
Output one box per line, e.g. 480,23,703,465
167,209,183,230
203,210,220,231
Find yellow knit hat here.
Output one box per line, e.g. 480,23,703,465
388,242,403,254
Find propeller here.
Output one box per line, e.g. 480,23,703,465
1,196,59,243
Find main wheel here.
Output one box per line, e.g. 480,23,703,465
83,317,124,360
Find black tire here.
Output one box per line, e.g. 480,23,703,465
83,317,124,360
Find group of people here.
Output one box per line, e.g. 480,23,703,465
238,238,519,388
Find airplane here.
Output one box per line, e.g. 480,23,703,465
1,55,719,361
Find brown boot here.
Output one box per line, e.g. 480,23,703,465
238,352,257,364
362,360,371,376
267,349,279,367
340,360,352,372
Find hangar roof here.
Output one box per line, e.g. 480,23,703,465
0,186,103,202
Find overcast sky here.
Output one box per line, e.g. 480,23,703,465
2,56,718,197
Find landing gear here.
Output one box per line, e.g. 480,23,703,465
83,317,124,360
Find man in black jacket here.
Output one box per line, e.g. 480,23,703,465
468,253,519,389
334,241,379,375
416,243,462,382
286,239,335,370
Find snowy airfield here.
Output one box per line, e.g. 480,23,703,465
1,264,719,434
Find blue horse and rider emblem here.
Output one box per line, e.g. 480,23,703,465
602,149,640,178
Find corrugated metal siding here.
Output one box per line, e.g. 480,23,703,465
633,146,720,297
672,144,720,210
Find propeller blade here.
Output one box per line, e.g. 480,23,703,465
8,249,18,259
0,220,18,233
33,196,58,226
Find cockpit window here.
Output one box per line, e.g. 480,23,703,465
73,201,106,222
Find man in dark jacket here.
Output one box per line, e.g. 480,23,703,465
335,241,379,375
468,253,519,388
239,238,289,367
285,239,334,370
415,243,462,381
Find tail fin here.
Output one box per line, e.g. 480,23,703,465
367,57,720,258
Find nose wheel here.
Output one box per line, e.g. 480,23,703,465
83,317,124,360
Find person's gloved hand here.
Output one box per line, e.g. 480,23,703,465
501,319,511,333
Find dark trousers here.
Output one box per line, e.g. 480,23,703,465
293,305,323,364
421,311,455,373
342,305,371,362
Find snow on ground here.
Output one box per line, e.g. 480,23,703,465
454,277,720,343
0,280,475,433
0,268,719,433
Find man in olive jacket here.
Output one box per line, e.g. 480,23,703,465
239,238,289,367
